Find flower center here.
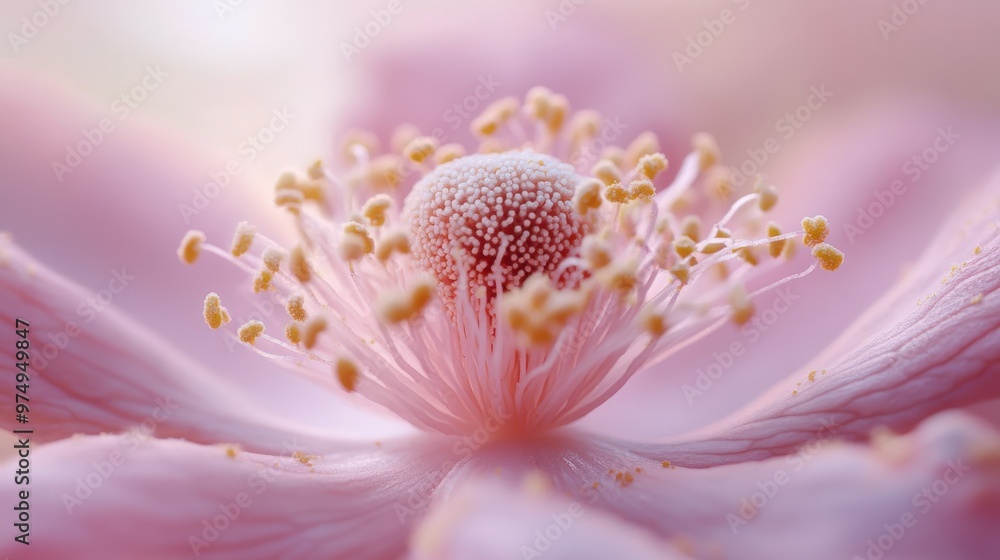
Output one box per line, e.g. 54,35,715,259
406,151,586,302
178,87,845,437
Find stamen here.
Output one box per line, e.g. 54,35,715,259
177,230,205,264
767,222,785,258
262,248,284,273
238,320,265,345
336,357,360,392
302,316,327,349
286,294,307,321
203,293,229,329
289,244,311,282
812,242,845,271
802,215,830,247
231,222,256,257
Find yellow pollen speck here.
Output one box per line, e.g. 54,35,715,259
792,390,798,396
286,294,307,321
231,221,256,257
766,222,785,258
253,269,274,293
238,320,265,345
285,323,301,345
692,132,719,171
573,179,604,215
637,153,668,180
177,230,206,264
335,357,360,392
808,370,817,382
362,194,393,227
801,215,830,247
262,248,284,273
661,460,671,468
971,293,984,305
302,316,327,349
203,293,228,329
812,242,845,271
592,159,623,186
289,244,311,283
974,246,982,255
604,183,629,204
224,445,240,458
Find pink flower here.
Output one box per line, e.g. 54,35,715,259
3,4,1000,558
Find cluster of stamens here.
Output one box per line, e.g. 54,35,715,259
178,87,844,436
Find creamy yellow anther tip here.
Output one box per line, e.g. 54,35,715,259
754,179,779,212
637,153,669,180
203,293,229,329
285,322,301,345
812,242,845,271
289,244,311,283
801,215,830,247
639,308,668,337
604,183,629,204
336,357,360,392
403,137,439,164
177,230,206,265
573,178,603,215
238,320,265,345
231,221,256,257
286,293,307,321
628,179,656,203
262,248,284,273
302,316,327,349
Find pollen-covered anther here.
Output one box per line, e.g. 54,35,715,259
231,221,256,257
177,230,206,264
340,223,375,261
434,144,466,165
289,244,311,282
680,215,701,242
285,322,301,345
692,132,720,171
581,235,613,270
262,248,284,273
286,294,307,321
738,246,759,266
253,269,274,293
238,320,265,345
673,235,696,259
302,316,327,350
274,187,304,214
362,194,393,227
604,183,629,204
596,258,638,295
636,153,668,180
625,132,660,169
628,179,656,202
375,230,411,262
378,278,436,324
502,274,585,346
766,222,786,258
573,179,603,215
403,137,439,164
639,307,668,337
335,357,360,392
729,286,754,325
670,262,690,285
752,181,778,213
801,215,830,247
525,86,553,120
812,242,845,271
592,159,623,186
203,293,229,329
700,228,732,255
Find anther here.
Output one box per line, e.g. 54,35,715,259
729,286,754,325
692,133,719,171
253,269,274,293
801,216,830,247
238,320,265,345
289,244,311,282
262,248,284,273
177,230,206,264
336,357,360,392
302,316,327,349
285,323,301,345
403,137,439,164
636,153,668,180
605,183,629,204
203,293,229,329
754,179,779,212
812,242,845,271
362,194,393,227
766,222,785,258
574,178,604,215
286,294,307,321
592,160,623,185
231,222,256,257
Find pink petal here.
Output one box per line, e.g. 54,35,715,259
452,412,1000,560
582,103,1000,440
626,170,1000,466
0,238,404,451
0,433,455,559
411,477,691,560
